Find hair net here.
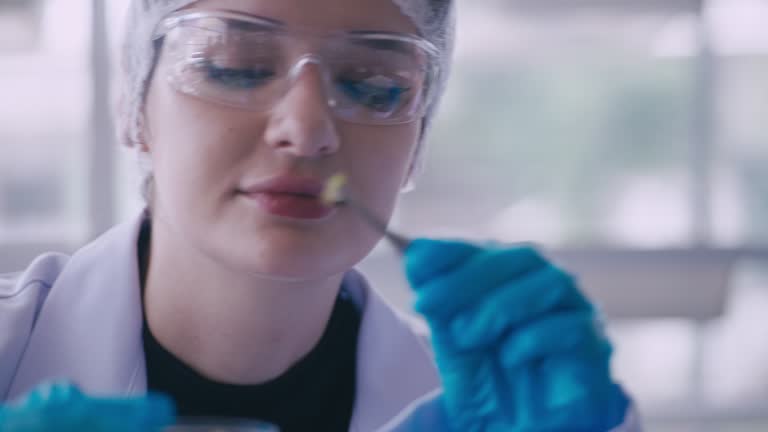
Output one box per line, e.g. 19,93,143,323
119,0,455,175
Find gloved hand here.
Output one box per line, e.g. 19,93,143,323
0,381,176,432
404,239,630,432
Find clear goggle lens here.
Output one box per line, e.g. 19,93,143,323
154,11,439,125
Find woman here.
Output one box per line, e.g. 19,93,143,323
0,0,639,430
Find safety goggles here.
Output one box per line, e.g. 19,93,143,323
152,9,440,125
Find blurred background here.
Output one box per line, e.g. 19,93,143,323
1,0,767,430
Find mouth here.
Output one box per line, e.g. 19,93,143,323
237,176,335,220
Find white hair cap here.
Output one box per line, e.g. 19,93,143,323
119,0,455,164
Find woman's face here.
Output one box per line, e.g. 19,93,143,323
144,0,422,279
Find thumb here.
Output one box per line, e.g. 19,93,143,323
403,238,478,288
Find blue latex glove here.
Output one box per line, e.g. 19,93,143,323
0,381,176,432
404,239,630,432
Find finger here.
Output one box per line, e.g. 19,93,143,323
494,348,615,432
1,397,174,432
413,246,547,321
497,310,598,369
449,267,592,350
536,344,614,411
428,327,501,425
15,381,83,408
87,393,176,429
403,239,479,287
439,359,500,430
509,365,538,428
535,352,629,432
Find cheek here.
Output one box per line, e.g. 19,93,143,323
342,124,420,216
146,83,258,198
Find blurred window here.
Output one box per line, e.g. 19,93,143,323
0,0,91,248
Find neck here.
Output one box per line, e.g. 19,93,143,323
141,217,343,385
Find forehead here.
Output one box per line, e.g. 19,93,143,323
186,0,419,35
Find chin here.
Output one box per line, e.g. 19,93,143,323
205,207,378,281
215,234,359,282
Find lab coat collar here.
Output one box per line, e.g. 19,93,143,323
8,211,439,430
8,215,147,398
344,271,440,431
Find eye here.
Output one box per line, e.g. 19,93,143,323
336,76,411,114
201,60,276,89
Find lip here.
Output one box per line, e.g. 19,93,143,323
238,175,335,220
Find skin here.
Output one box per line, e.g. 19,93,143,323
140,0,423,384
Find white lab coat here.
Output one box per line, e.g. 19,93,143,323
0,212,640,431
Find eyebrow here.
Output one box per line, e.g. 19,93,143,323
211,13,419,54
345,33,417,54
218,10,286,31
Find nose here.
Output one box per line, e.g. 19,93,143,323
263,59,341,158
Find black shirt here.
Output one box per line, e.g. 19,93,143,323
139,220,361,432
